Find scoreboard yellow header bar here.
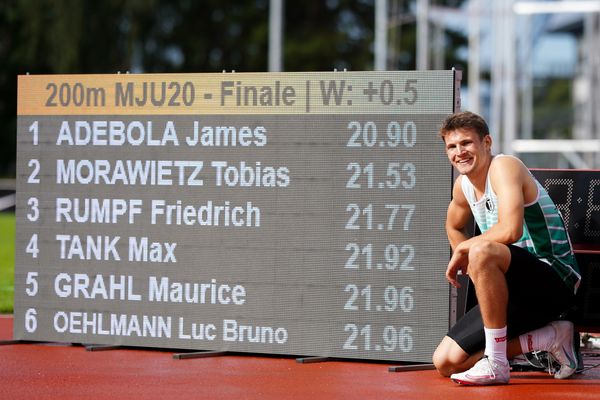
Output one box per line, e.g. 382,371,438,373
18,71,456,116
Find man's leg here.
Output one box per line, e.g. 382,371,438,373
433,334,524,377
432,336,482,377
446,240,512,385
434,244,578,382
518,321,578,379
466,240,511,329
434,323,578,380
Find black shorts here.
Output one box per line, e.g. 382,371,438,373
447,245,576,355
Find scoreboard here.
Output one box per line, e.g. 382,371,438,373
530,169,600,328
15,71,460,363
530,169,600,248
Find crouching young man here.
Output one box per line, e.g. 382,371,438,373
432,111,581,385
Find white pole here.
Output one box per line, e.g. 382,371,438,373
490,1,504,154
514,1,600,15
521,14,533,139
269,0,283,72
375,0,388,70
590,13,600,168
503,0,517,155
468,0,481,113
433,22,445,70
416,0,430,70
586,12,600,167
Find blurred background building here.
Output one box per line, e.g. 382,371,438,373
0,0,599,182
372,0,600,169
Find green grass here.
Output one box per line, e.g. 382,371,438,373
0,213,15,313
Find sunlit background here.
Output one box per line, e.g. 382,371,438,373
0,0,599,311
1,0,599,177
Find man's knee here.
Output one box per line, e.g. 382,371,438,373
468,240,510,277
432,336,470,377
432,348,454,377
468,240,496,266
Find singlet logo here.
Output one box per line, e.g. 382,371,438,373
485,197,495,213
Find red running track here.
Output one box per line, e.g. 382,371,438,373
1,315,599,400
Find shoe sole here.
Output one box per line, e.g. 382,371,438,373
451,378,509,386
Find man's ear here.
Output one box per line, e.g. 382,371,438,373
484,134,492,151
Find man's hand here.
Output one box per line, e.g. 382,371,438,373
446,242,469,288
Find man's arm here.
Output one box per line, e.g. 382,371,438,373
452,156,527,249
484,156,526,243
445,157,528,287
444,176,475,287
446,175,473,251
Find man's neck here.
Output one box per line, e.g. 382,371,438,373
467,154,493,198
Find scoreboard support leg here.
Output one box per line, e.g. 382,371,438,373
173,351,228,360
388,363,436,372
0,340,38,345
295,356,332,364
85,344,124,352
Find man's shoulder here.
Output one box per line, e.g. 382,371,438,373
490,154,524,168
489,155,529,180
452,174,465,192
451,175,469,205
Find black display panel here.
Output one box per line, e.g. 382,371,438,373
530,169,600,247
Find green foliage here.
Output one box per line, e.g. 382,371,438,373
533,78,573,139
0,213,15,313
0,0,395,177
284,0,374,71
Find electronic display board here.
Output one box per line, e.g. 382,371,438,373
15,71,459,363
530,169,600,328
530,169,600,248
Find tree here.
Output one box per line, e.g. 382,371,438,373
1,0,439,177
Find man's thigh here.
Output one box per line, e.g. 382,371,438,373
447,245,575,355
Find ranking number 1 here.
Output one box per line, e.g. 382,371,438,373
24,121,41,334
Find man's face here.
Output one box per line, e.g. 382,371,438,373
443,128,491,176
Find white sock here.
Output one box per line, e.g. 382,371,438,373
484,326,508,364
518,324,556,354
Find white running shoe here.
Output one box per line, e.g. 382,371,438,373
450,356,510,386
548,321,577,379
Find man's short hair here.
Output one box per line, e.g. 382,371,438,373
439,111,489,140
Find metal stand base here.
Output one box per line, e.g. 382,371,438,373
0,340,35,345
388,363,436,372
173,351,227,360
296,356,332,364
85,344,123,352
0,340,71,346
